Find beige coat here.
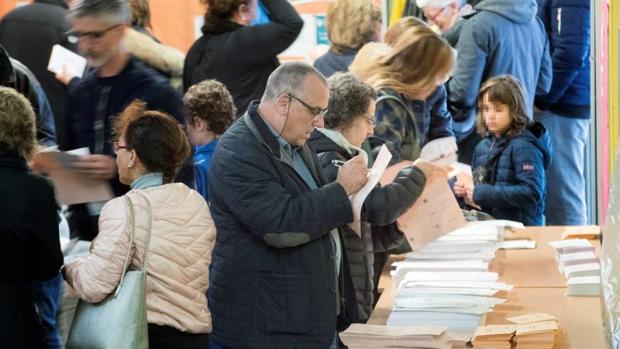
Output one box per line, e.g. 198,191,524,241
65,183,215,333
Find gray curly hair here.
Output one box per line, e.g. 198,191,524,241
325,72,377,130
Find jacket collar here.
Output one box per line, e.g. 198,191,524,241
0,152,29,171
202,20,242,35
244,101,281,158
243,101,327,186
0,46,15,86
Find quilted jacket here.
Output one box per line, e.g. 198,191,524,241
64,183,215,333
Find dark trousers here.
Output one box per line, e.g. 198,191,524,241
148,324,209,349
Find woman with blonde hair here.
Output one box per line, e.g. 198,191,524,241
0,86,63,348
63,101,215,349
350,22,456,162
314,0,382,77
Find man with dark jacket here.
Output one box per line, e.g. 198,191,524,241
0,0,74,149
0,46,57,147
446,0,553,163
208,62,368,348
534,0,590,225
62,0,186,241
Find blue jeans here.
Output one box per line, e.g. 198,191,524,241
31,272,63,349
535,110,589,225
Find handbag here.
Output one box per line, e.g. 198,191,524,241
66,193,153,349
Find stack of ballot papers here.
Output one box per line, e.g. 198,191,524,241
472,324,515,349
509,313,560,349
339,324,452,349
548,239,600,296
387,221,518,332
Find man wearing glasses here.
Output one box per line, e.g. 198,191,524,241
61,0,186,241
208,62,368,348
417,0,473,37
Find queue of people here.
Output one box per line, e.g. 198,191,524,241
0,0,591,348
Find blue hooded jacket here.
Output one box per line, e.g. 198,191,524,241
471,122,552,226
447,0,552,137
535,0,590,118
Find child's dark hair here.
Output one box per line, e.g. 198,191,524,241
183,80,236,135
476,75,530,137
113,101,191,183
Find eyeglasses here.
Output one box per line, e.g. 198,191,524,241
112,141,131,154
288,94,329,120
425,6,447,23
66,24,120,42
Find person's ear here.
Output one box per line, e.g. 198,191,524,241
238,3,248,22
275,94,291,117
128,149,138,169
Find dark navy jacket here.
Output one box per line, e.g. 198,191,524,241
535,0,590,118
207,102,357,348
313,48,358,78
471,122,552,226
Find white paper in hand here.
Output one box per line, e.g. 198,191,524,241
48,44,87,79
348,145,392,235
419,137,458,165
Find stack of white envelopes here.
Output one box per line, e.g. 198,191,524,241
548,239,600,296
387,221,519,334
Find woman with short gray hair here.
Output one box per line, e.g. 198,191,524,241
309,73,431,322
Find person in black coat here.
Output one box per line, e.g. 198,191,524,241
184,0,303,113
309,73,430,322
0,0,74,149
0,86,63,349
208,63,368,348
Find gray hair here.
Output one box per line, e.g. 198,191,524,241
69,0,131,24
262,62,327,102
325,73,376,129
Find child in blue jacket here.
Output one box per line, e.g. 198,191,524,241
455,75,552,226
183,80,236,202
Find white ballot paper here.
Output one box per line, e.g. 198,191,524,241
36,148,113,205
348,145,392,235
48,44,87,79
419,137,458,165
396,169,467,250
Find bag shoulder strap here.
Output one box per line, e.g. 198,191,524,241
114,196,137,298
129,191,154,267
113,193,152,298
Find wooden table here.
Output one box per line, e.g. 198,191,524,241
367,226,607,349
494,227,601,288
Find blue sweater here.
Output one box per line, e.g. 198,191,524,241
471,122,552,226
535,0,590,118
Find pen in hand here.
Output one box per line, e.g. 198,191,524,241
331,159,346,168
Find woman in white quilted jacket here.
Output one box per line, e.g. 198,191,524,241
63,101,215,349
